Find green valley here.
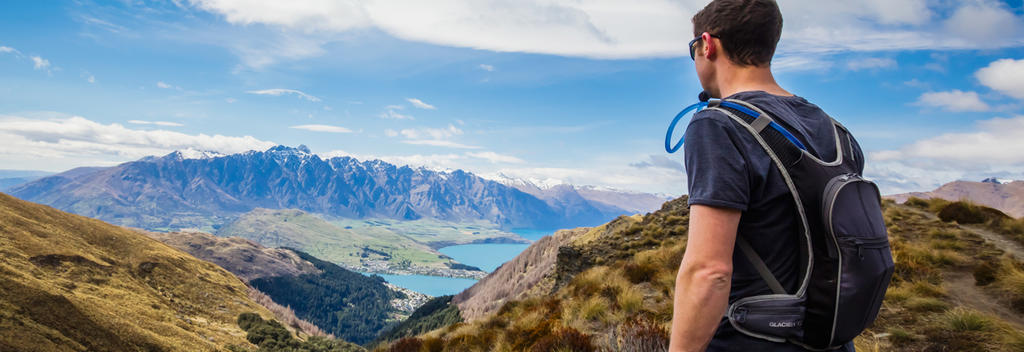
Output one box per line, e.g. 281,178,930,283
216,208,529,279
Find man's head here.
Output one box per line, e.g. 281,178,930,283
690,0,783,96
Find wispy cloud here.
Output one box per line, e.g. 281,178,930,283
31,56,50,71
379,106,413,120
391,124,480,149
128,120,184,127
187,0,1024,64
289,124,353,133
466,151,524,163
246,88,321,102
0,114,275,170
401,140,480,149
478,64,495,72
0,46,19,54
914,90,990,112
156,81,179,90
406,98,436,110
846,57,897,71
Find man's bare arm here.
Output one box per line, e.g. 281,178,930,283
669,204,742,352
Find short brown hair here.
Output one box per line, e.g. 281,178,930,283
692,0,783,67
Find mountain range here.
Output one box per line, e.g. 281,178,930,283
888,178,1024,218
8,145,659,231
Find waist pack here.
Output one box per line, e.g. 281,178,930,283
703,98,896,350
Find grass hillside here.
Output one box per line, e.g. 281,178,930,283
146,230,321,282
376,197,1024,352
0,192,276,351
217,208,517,278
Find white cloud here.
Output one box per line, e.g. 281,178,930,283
401,139,480,149
31,56,50,71
390,124,479,148
87,75,95,83
943,1,1022,42
0,46,19,54
872,116,1024,165
399,124,462,140
846,57,897,71
868,115,1024,194
466,151,524,164
379,106,413,120
128,120,185,127
479,64,495,71
289,124,353,133
246,88,321,102
406,98,436,110
0,114,275,170
156,81,173,89
187,0,1024,64
915,90,990,112
976,58,1024,100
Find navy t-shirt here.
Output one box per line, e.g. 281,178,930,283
683,91,863,352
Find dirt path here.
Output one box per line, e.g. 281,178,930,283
943,272,1024,327
960,224,1024,260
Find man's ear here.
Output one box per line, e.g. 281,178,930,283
701,32,716,60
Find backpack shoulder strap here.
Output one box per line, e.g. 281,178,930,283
737,236,786,294
704,98,815,297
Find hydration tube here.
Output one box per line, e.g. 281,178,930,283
664,91,808,153
664,91,711,153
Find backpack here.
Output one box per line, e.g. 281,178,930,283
701,98,896,350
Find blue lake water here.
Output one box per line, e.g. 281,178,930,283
364,273,479,297
370,228,556,296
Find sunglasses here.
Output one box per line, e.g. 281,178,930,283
689,34,720,60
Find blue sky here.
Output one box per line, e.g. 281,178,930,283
1,0,1023,195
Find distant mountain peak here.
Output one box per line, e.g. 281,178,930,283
160,148,226,161
981,177,1016,185
484,172,565,190
266,144,312,155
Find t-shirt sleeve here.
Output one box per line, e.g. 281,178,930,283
683,114,751,211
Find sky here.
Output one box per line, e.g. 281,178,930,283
0,0,1023,196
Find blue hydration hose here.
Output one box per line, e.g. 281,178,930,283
665,91,808,153
665,91,711,153
664,101,707,153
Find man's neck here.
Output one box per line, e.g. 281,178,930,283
714,64,791,98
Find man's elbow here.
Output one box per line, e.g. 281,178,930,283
681,262,733,290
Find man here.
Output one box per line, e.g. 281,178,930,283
668,0,862,351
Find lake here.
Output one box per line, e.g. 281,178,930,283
373,229,556,296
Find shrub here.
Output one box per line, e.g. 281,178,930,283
937,201,1009,225
887,327,914,345
973,260,1000,286
623,262,658,284
945,308,992,332
580,296,610,322
530,328,595,352
613,316,669,352
616,288,644,315
905,297,948,313
387,337,422,352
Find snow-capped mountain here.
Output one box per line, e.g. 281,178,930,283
485,173,671,215
9,146,650,230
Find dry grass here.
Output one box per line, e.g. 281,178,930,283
0,192,273,351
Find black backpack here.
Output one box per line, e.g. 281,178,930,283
703,98,896,350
